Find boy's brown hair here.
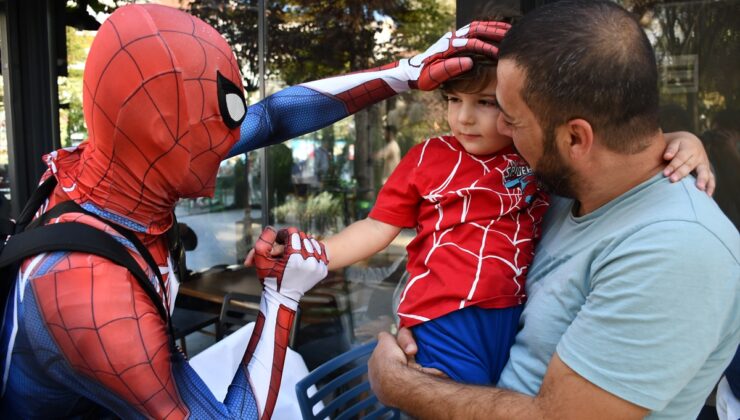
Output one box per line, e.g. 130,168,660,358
440,6,520,95
440,54,499,95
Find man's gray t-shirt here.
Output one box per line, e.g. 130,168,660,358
498,173,740,419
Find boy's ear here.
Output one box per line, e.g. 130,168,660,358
562,118,594,159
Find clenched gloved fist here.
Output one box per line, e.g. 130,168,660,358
249,226,329,303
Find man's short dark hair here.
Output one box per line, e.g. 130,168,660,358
499,0,660,153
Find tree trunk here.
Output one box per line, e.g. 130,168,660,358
354,109,372,199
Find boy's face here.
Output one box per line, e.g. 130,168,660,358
446,79,513,156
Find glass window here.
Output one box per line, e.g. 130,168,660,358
0,46,9,220
174,153,255,269
616,0,739,229
59,27,94,148
185,0,456,366
266,10,453,366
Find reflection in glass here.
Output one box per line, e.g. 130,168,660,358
175,155,256,269
621,0,739,227
184,1,457,362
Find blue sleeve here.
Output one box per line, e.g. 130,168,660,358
228,86,350,157
726,345,740,397
555,221,739,412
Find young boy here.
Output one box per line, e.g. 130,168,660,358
324,53,546,385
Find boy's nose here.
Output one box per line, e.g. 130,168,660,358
457,104,475,125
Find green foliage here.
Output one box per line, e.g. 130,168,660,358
623,1,739,130
273,192,342,236
379,0,455,63
188,0,454,89
66,0,130,16
59,26,94,146
651,2,739,105
268,143,294,206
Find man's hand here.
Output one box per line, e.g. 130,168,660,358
368,329,447,406
401,21,511,91
245,226,328,302
369,330,649,420
663,131,715,195
395,327,448,377
368,331,413,407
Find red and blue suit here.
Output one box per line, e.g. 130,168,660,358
0,4,507,418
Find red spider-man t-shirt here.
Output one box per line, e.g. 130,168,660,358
369,135,549,328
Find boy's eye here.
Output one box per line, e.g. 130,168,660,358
446,96,461,103
479,100,497,107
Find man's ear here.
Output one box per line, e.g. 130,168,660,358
562,118,594,160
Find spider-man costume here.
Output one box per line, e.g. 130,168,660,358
0,4,507,418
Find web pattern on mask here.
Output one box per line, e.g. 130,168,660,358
75,7,242,223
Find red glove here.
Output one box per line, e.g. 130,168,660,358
408,21,511,90
251,226,328,303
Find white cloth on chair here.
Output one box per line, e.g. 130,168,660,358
190,322,321,418
716,376,740,420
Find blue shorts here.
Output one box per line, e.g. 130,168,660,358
412,305,523,385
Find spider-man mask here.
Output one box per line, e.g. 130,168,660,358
50,4,246,234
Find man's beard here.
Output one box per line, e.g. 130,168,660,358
534,127,579,198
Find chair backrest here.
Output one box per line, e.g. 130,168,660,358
219,292,261,335
295,340,400,420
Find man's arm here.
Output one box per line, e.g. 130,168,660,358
22,226,327,419
227,22,510,157
368,330,648,420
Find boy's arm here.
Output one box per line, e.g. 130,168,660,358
662,131,715,195
228,22,510,156
324,217,402,271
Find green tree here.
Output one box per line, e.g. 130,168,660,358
623,0,739,130
59,26,95,147
188,0,453,87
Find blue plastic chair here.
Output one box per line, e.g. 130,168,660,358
295,340,400,420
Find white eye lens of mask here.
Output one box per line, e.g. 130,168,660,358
225,93,246,122
216,71,247,129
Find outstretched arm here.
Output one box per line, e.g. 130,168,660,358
323,217,402,271
227,22,510,157
243,227,329,419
